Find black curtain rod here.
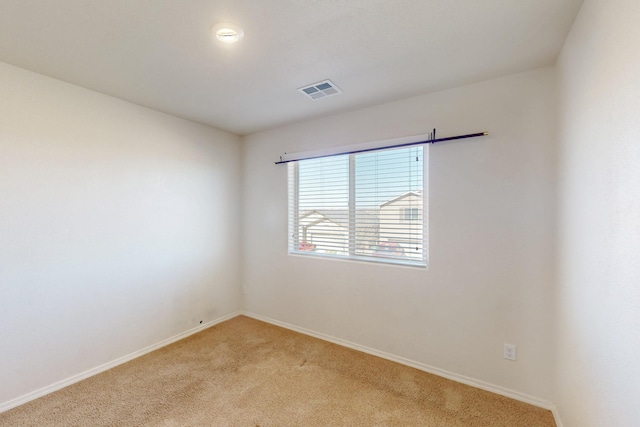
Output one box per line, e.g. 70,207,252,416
274,130,488,165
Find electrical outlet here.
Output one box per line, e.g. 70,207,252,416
504,344,517,361
241,286,247,295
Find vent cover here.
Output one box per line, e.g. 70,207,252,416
298,80,342,100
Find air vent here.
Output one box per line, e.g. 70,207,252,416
298,80,342,100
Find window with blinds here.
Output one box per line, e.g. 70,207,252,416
288,145,427,266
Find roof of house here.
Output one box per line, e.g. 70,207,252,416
380,191,423,208
300,209,379,229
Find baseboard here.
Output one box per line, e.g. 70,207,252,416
551,405,564,427
3,310,562,424
241,311,555,412
0,310,241,414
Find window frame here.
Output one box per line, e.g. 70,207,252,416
288,145,428,268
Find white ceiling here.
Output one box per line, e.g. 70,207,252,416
0,0,583,136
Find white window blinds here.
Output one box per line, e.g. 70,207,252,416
288,145,427,266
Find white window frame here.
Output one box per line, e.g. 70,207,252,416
288,145,429,267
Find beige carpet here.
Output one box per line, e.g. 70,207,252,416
0,316,555,426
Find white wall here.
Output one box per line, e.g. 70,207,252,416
0,62,242,406
555,0,640,425
242,68,557,402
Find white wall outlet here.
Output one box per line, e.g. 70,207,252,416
504,343,517,361
241,286,247,295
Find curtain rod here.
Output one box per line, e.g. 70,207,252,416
274,130,488,165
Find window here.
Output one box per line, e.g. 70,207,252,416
288,145,427,266
403,208,419,221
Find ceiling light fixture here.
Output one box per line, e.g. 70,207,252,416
211,23,244,44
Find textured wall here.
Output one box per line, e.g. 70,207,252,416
0,62,242,407
555,0,640,425
242,68,558,402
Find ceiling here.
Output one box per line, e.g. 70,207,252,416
0,0,583,136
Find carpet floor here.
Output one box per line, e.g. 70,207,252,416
0,315,556,426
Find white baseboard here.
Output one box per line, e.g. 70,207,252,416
0,311,241,414
551,405,564,427
241,311,555,412
3,310,563,426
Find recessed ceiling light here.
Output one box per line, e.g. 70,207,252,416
211,23,244,44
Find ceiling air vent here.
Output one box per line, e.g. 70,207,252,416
298,80,342,100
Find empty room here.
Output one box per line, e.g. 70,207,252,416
1,0,638,426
